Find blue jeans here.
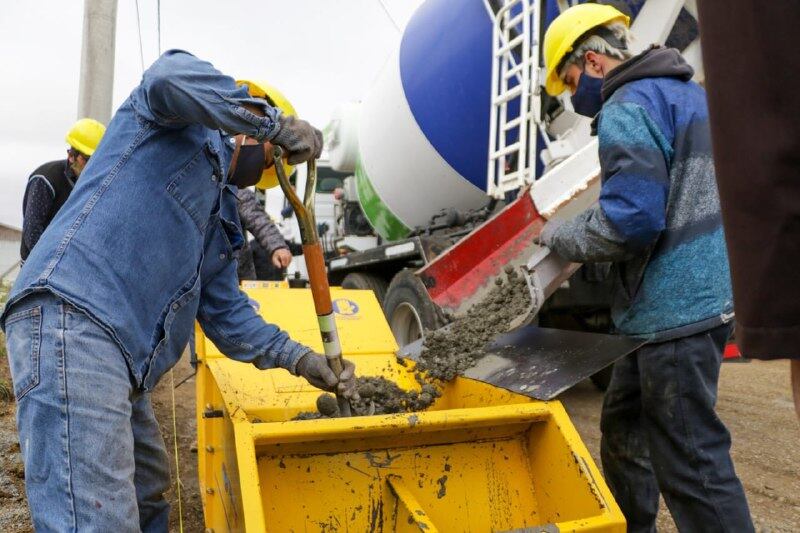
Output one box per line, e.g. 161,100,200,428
4,292,170,532
601,323,753,533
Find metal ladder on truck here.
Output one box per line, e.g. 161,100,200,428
485,0,705,202
485,0,542,199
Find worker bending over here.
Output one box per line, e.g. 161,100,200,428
538,5,752,532
1,50,358,532
20,118,106,262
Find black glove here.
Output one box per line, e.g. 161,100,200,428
294,352,360,400
533,219,565,248
271,115,323,165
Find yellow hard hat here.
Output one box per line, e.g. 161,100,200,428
65,118,106,156
543,4,630,96
236,79,297,189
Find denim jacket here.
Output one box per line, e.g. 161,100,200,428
2,50,311,390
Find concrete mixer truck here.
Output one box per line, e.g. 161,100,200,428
277,0,704,385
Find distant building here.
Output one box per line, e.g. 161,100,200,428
0,223,21,283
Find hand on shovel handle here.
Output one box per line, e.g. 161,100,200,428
295,353,360,401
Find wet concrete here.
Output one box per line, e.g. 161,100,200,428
415,266,531,381
316,393,340,417
294,376,443,420
295,267,530,419
351,376,441,415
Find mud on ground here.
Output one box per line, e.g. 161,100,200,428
0,360,28,533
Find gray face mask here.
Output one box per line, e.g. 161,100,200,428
228,136,267,187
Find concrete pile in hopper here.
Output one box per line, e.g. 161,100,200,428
296,267,530,419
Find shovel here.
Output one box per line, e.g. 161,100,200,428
399,324,644,401
273,147,351,416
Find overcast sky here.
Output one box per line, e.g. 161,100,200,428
0,0,422,229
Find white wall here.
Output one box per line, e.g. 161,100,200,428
0,237,21,283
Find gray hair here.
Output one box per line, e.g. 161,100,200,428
559,22,633,77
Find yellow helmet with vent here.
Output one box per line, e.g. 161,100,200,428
236,79,297,189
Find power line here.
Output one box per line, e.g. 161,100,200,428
134,0,145,72
157,0,162,55
376,0,401,33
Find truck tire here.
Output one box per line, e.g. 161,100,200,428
383,269,443,347
341,272,389,304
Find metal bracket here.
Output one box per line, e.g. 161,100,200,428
385,475,440,533
509,246,581,330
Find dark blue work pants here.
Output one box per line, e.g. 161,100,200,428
600,323,754,533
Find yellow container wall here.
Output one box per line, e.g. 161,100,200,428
196,288,625,532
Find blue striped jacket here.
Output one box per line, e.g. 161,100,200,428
548,47,733,341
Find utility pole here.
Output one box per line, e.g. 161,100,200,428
77,0,118,125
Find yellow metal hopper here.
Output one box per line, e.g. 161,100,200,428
195,286,624,532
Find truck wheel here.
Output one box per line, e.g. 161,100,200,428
341,272,389,304
590,365,614,392
383,270,443,347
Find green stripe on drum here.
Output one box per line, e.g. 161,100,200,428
355,158,411,240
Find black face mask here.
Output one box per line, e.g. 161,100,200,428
228,138,267,188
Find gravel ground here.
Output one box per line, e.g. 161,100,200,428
0,354,797,532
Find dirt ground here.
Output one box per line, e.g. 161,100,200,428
0,355,797,532
0,352,203,533
152,356,204,533
561,359,800,532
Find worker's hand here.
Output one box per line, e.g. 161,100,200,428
294,352,360,400
534,219,565,248
271,115,323,165
271,248,293,269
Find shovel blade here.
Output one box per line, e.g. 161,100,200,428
464,325,644,400
398,324,644,400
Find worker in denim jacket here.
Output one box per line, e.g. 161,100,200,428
1,50,358,531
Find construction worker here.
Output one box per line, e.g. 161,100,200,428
696,1,800,422
233,81,295,282
538,5,753,532
236,187,293,280
20,118,106,261
1,50,358,531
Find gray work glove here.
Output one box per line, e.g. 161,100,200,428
294,352,360,400
270,115,324,165
533,219,565,248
